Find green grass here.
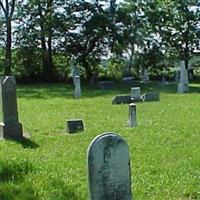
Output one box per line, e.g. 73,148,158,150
0,82,199,200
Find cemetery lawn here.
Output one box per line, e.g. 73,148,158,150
0,82,200,200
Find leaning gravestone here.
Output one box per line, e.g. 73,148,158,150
178,60,189,93
0,76,23,139
87,132,132,200
74,75,81,98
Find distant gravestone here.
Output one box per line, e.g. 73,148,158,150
0,76,23,139
143,68,149,83
128,103,137,127
87,132,132,200
131,87,141,101
71,56,79,85
178,60,189,93
112,95,132,104
74,75,81,98
66,119,84,133
143,92,160,102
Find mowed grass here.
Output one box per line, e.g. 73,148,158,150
0,82,199,200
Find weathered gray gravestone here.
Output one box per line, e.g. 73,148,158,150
0,76,23,139
74,75,81,98
131,87,141,101
128,103,137,127
88,132,132,200
178,60,189,93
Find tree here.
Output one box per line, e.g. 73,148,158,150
16,0,56,82
0,0,17,75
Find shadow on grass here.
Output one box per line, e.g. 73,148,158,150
17,82,200,100
0,184,38,200
0,160,34,183
9,136,39,149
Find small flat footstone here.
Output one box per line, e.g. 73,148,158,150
66,119,84,133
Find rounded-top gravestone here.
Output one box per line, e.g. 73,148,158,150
87,132,132,200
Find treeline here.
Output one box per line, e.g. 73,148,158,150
0,0,200,83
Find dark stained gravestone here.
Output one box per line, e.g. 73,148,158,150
0,76,23,139
87,132,132,200
112,95,132,104
66,119,84,133
142,92,160,102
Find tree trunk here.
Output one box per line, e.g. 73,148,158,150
38,0,54,82
4,18,12,75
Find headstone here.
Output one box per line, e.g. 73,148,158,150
98,81,115,90
87,132,132,200
112,95,132,104
143,92,160,102
143,68,149,83
66,119,84,133
0,76,23,139
71,56,80,85
128,103,137,127
74,75,81,98
131,87,141,101
178,60,189,93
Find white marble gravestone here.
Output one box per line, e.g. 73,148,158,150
0,76,23,139
178,60,189,93
74,75,81,98
88,132,132,200
128,103,137,127
131,87,141,101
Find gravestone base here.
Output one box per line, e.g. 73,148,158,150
178,83,189,93
0,122,23,139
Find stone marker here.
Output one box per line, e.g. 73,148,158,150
0,76,23,139
143,92,160,102
87,132,132,200
128,103,137,127
112,95,132,104
74,75,81,98
143,68,149,83
71,56,79,85
66,119,84,133
178,60,189,93
131,87,141,101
